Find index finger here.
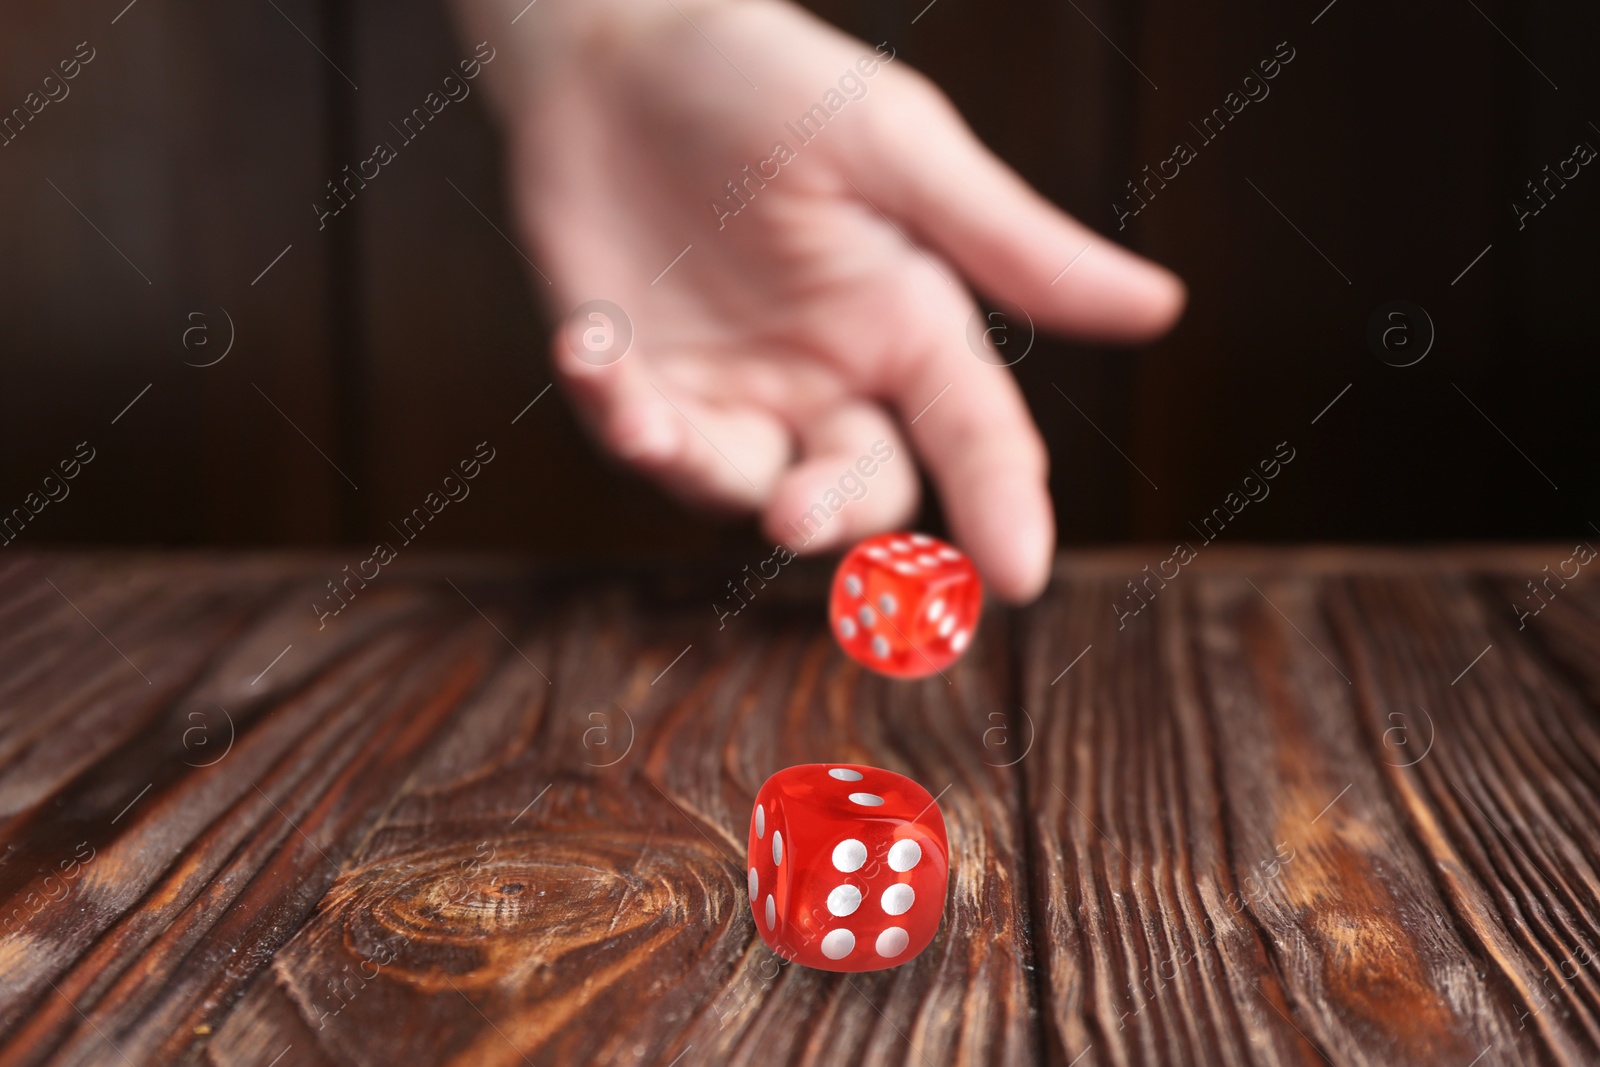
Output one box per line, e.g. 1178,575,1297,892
886,288,1055,604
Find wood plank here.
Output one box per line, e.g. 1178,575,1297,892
1020,557,1583,1064
1022,572,1306,1065
1196,573,1543,1064
1327,571,1600,1062
0,558,286,820
4,547,1597,1064
0,557,502,1065
206,563,1041,1065
1489,555,1600,710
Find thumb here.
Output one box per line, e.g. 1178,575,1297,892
856,77,1186,342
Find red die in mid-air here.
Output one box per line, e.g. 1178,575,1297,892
746,763,949,972
830,532,981,678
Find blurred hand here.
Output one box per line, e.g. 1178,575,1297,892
459,0,1184,602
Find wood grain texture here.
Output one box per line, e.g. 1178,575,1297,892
0,547,1597,1066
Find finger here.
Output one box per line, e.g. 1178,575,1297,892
551,332,791,509
855,79,1186,343
760,401,919,553
884,282,1055,603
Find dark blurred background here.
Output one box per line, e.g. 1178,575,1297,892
1,0,1595,560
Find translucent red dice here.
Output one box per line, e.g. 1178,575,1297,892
830,532,981,677
746,763,949,972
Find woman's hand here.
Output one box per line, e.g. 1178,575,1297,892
455,0,1185,601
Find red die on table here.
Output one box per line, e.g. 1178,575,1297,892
746,763,949,972
830,532,981,678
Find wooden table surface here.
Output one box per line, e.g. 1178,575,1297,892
2,548,1598,1066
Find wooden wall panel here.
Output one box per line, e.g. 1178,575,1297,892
347,0,755,561
0,0,343,547
1121,0,1502,541
0,0,1592,552
1499,0,1600,533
